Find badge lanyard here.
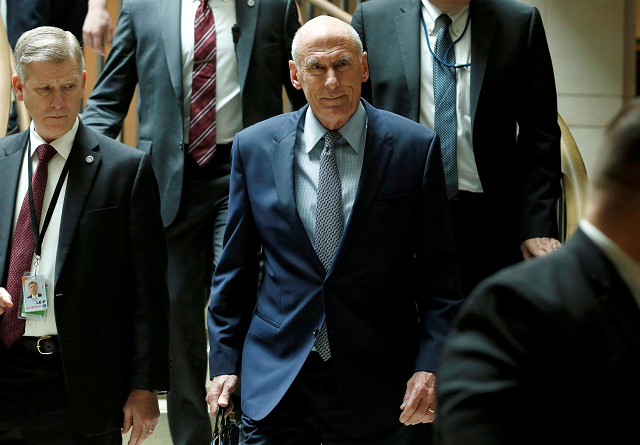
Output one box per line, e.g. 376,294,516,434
25,138,70,273
421,11,472,69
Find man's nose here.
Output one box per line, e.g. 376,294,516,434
325,69,339,89
50,89,65,108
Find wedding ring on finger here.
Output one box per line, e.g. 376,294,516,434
428,407,436,414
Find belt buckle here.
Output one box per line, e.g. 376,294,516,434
36,335,54,355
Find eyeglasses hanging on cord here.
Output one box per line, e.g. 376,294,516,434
421,12,472,69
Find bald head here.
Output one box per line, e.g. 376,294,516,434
288,15,369,130
291,16,363,66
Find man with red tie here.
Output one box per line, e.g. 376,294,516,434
82,1,306,443
0,26,169,444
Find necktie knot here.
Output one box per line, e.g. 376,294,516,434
323,131,341,154
439,14,452,31
36,144,57,164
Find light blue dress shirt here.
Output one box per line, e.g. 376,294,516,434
295,103,368,248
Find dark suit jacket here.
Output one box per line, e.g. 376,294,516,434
435,229,640,444
208,100,463,428
82,0,307,227
0,121,170,436
352,0,561,250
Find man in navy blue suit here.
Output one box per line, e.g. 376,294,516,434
206,16,462,444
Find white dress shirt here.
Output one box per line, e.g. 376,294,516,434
580,219,640,309
12,119,78,336
420,0,481,193
182,0,242,145
295,104,367,248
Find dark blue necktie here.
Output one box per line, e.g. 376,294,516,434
433,14,458,199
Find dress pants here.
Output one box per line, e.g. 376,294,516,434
0,344,121,445
242,353,409,445
449,191,522,296
165,174,230,445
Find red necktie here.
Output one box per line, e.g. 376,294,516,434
0,144,57,347
188,0,217,167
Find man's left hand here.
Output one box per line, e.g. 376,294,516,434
121,389,159,445
520,237,561,260
82,0,113,56
399,371,436,425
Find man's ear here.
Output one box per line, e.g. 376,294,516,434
361,52,369,83
12,75,24,101
289,60,302,90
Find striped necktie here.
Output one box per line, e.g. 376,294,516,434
188,0,217,167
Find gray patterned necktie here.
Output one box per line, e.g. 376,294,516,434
313,130,342,361
433,14,458,199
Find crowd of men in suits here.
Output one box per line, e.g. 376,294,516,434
0,0,638,444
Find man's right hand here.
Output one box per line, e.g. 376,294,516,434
0,288,14,315
206,374,238,417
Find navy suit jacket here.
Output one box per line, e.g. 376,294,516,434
208,100,462,427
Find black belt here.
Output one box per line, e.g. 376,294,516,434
17,335,60,354
184,142,232,180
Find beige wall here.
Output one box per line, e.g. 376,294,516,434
521,0,636,177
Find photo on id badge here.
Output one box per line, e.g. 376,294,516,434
21,274,48,319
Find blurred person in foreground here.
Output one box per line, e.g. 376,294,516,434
435,99,640,445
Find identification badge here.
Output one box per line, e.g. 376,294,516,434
19,274,48,320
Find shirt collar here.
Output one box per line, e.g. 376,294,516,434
580,219,640,308
303,102,366,155
29,117,79,161
421,0,470,38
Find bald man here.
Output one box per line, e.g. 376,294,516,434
205,16,462,444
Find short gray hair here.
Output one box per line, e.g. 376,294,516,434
14,26,85,81
291,17,363,66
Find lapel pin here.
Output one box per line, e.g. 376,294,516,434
85,155,94,164
247,0,255,7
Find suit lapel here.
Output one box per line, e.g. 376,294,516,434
330,101,393,272
55,122,102,284
236,0,259,92
470,0,496,130
0,132,29,282
395,0,422,122
271,105,325,275
571,230,640,356
162,0,184,105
